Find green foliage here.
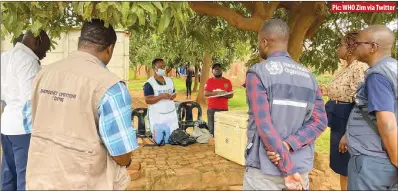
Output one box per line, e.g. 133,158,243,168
316,74,333,87
3,1,395,74
180,16,253,69
1,2,191,45
129,28,158,69
244,11,397,72
300,12,397,73
129,14,253,71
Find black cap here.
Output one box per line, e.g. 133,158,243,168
212,63,222,70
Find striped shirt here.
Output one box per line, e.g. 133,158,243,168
23,81,138,157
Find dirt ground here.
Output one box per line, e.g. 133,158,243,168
127,139,340,190
129,91,340,190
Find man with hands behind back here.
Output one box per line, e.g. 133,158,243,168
243,19,327,190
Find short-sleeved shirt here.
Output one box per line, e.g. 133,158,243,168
365,73,395,113
23,65,139,156
327,61,368,102
143,78,175,96
204,77,233,110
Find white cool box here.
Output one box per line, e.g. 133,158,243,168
214,110,248,166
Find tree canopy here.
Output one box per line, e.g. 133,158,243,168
189,2,397,72
301,12,397,73
1,2,191,41
2,1,397,105
2,1,396,74
129,15,252,71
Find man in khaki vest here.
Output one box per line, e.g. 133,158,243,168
23,19,138,190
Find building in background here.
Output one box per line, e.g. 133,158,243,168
1,28,130,82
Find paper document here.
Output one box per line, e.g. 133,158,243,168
207,91,233,98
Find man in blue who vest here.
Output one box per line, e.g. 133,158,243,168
243,19,328,190
345,25,397,190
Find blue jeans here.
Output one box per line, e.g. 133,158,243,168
348,155,397,190
152,123,170,145
1,134,31,191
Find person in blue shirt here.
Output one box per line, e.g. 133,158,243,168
346,25,397,190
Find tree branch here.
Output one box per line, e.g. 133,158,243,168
305,2,329,39
189,2,262,32
253,2,266,18
242,2,255,14
279,1,299,11
287,4,300,34
306,15,327,39
263,2,280,20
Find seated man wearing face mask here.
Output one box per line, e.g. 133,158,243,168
143,58,178,144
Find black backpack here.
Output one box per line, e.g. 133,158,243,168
168,129,196,147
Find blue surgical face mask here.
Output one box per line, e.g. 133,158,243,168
156,68,166,76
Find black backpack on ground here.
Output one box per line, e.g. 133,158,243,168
168,129,196,147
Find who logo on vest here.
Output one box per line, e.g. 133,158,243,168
265,61,284,75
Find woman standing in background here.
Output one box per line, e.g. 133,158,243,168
325,31,368,190
185,65,193,99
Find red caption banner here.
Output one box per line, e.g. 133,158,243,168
331,2,396,12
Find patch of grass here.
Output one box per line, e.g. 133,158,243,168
172,78,188,92
128,76,188,92
128,76,147,91
229,87,248,110
228,87,330,153
315,128,331,153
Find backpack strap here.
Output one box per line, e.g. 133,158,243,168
358,106,379,134
358,106,386,150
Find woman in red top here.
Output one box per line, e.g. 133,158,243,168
204,63,233,136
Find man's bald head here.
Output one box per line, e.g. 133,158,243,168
355,25,396,65
257,19,290,59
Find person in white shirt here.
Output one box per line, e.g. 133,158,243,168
143,58,178,145
1,30,50,190
1,34,25,113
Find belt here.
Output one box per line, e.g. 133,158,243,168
329,100,353,104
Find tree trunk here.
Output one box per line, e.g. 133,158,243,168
133,70,138,80
145,66,152,79
287,2,319,61
133,65,139,80
189,1,328,63
196,52,211,105
193,64,199,92
166,67,173,77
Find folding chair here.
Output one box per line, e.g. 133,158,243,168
176,101,202,131
131,108,148,137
